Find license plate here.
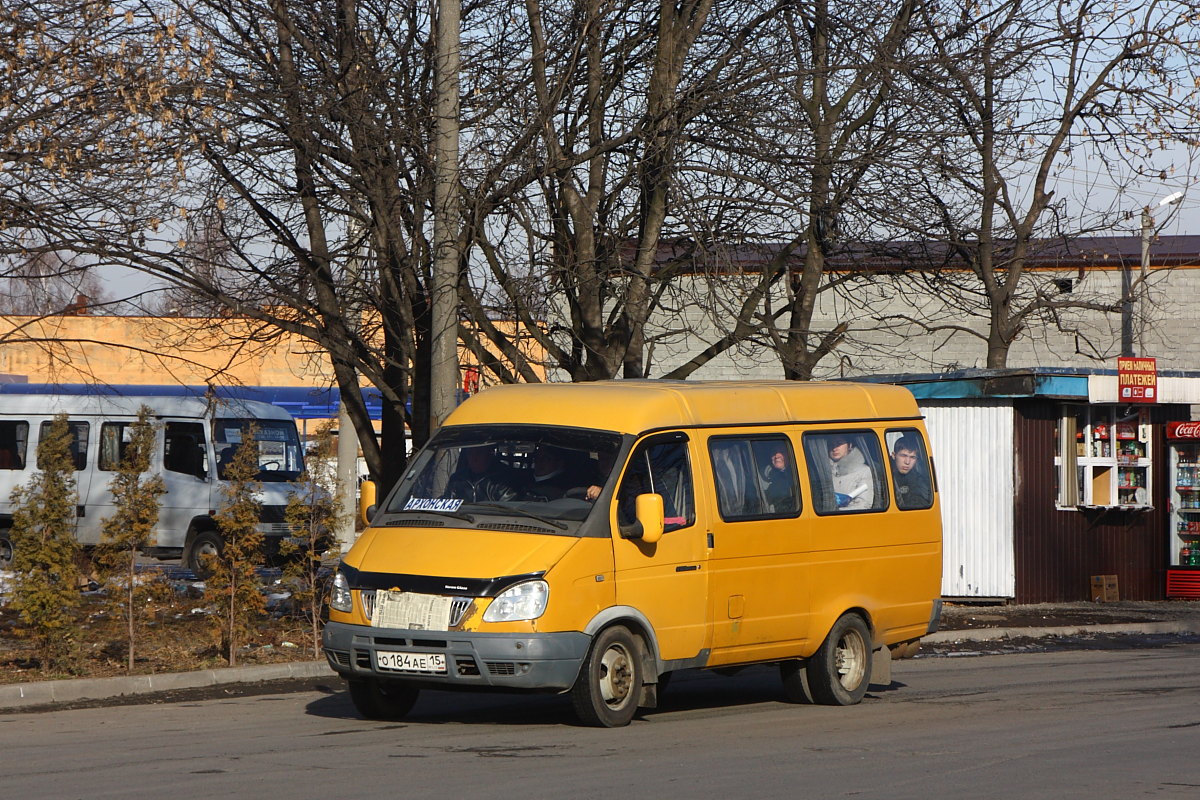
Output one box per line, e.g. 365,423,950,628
375,650,447,674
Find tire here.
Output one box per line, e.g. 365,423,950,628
348,678,420,721
571,625,643,728
0,530,12,571
778,660,811,704
807,613,872,706
184,530,223,577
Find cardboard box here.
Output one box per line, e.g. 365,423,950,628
1090,574,1119,603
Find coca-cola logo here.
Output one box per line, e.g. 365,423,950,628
1169,422,1200,439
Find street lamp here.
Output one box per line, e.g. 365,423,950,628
1123,191,1185,357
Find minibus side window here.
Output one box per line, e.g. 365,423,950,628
38,420,89,471
617,436,694,533
99,422,133,471
0,421,28,469
884,429,935,510
164,422,208,479
709,435,800,520
802,430,888,515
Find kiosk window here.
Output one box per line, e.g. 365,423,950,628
1057,405,1150,509
38,420,89,471
709,435,800,520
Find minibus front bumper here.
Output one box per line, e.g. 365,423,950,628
322,620,590,690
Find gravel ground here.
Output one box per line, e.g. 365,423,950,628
937,600,1200,631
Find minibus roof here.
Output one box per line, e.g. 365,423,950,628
445,380,921,436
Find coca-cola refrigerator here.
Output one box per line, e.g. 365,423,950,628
1167,422,1200,598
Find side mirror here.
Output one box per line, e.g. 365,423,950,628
359,480,377,527
634,493,665,544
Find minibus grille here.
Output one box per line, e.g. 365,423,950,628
360,590,472,627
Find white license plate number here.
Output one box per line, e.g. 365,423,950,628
374,650,447,674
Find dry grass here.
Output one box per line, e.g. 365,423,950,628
0,571,322,683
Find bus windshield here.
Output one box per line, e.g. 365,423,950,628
383,425,624,532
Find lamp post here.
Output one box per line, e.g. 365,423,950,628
1123,191,1184,357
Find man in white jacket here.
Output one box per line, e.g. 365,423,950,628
827,435,874,511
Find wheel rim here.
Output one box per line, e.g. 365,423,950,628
833,628,868,690
0,540,11,569
598,642,634,709
196,541,219,558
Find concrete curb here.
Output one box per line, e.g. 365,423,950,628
924,618,1200,644
0,659,335,711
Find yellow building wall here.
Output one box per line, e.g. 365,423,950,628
0,313,546,408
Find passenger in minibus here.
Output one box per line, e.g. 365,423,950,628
828,435,874,510
446,445,518,502
890,435,932,509
760,446,798,513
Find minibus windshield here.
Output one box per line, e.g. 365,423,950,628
383,425,624,530
213,418,304,482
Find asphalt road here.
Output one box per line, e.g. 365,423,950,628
3,645,1199,800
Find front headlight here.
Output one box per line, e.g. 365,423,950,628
330,570,352,613
482,580,549,623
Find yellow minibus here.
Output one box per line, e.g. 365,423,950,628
322,380,942,726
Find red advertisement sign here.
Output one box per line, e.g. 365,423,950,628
1168,421,1200,440
1117,356,1157,403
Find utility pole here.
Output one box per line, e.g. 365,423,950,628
430,0,461,431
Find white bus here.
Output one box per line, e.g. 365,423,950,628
0,394,305,573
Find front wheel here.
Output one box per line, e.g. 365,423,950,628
807,613,872,706
347,679,420,720
571,625,643,727
184,530,223,577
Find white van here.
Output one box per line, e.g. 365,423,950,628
0,394,306,573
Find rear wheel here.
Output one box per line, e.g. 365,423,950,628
571,625,643,727
0,530,12,570
807,613,872,706
348,678,420,721
184,530,223,577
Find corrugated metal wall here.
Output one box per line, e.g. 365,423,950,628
923,402,1016,599
1012,400,1177,603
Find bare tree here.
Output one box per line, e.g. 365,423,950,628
893,0,1200,368
657,0,935,381
462,1,797,382
0,1,168,303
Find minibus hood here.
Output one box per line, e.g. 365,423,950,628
347,525,579,581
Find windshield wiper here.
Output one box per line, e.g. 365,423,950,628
471,503,568,530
